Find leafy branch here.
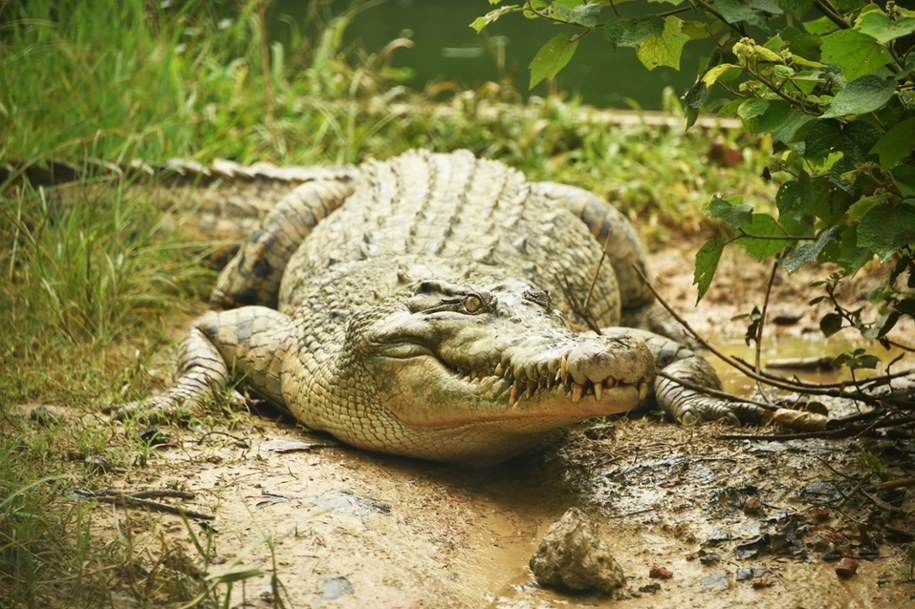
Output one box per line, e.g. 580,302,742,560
474,0,915,405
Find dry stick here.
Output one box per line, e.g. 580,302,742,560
583,223,615,312
632,266,914,409
76,488,214,521
717,413,915,441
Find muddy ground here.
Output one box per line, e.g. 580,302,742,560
26,212,914,608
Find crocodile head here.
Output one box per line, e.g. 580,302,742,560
325,278,654,462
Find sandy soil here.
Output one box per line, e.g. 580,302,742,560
42,237,910,609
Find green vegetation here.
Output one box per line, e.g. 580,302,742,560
476,0,915,370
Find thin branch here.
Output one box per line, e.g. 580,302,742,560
633,265,915,409
752,258,780,402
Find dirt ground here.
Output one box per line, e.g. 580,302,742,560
32,234,907,609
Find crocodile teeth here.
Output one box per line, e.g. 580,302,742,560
524,382,535,400
509,380,522,406
494,362,503,377
639,381,650,401
594,382,603,400
559,355,569,385
571,382,583,403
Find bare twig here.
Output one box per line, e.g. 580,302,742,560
73,488,214,521
632,265,915,410
752,257,780,403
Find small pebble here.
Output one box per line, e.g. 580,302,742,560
835,557,858,579
649,564,673,579
743,497,763,514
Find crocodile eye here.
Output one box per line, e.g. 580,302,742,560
463,294,482,313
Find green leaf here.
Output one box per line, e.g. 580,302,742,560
842,120,882,165
820,29,892,81
694,238,724,302
810,175,853,224
783,225,840,273
470,5,521,33
735,213,794,261
775,177,815,236
857,9,915,44
708,196,753,228
554,1,600,28
820,312,844,337
605,16,664,49
846,193,885,220
737,98,769,130
529,34,579,89
714,0,782,30
857,203,915,261
636,16,689,71
891,164,915,198
702,63,741,87
757,100,815,149
803,119,841,160
821,75,896,119
870,118,915,168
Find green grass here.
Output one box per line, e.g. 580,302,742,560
0,1,779,606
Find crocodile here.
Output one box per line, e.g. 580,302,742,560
111,149,773,463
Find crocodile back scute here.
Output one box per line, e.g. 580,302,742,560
279,149,621,327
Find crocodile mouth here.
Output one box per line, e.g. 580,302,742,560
376,340,651,417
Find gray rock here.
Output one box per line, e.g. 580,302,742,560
529,507,626,594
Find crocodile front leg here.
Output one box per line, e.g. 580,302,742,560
599,327,767,424
109,307,295,421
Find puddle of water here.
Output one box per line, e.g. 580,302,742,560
715,334,908,396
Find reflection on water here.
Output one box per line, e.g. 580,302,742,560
714,334,905,396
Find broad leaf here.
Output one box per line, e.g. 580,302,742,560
737,98,769,129
820,313,844,337
857,9,915,44
529,34,579,89
708,196,753,228
857,203,915,261
701,63,741,87
783,225,840,273
637,16,689,71
735,213,794,261
842,120,882,165
757,100,815,149
604,16,664,49
870,118,915,168
714,0,781,30
803,119,840,160
554,1,600,28
820,29,892,81
821,75,896,119
694,238,724,302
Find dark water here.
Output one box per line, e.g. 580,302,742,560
274,0,706,110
